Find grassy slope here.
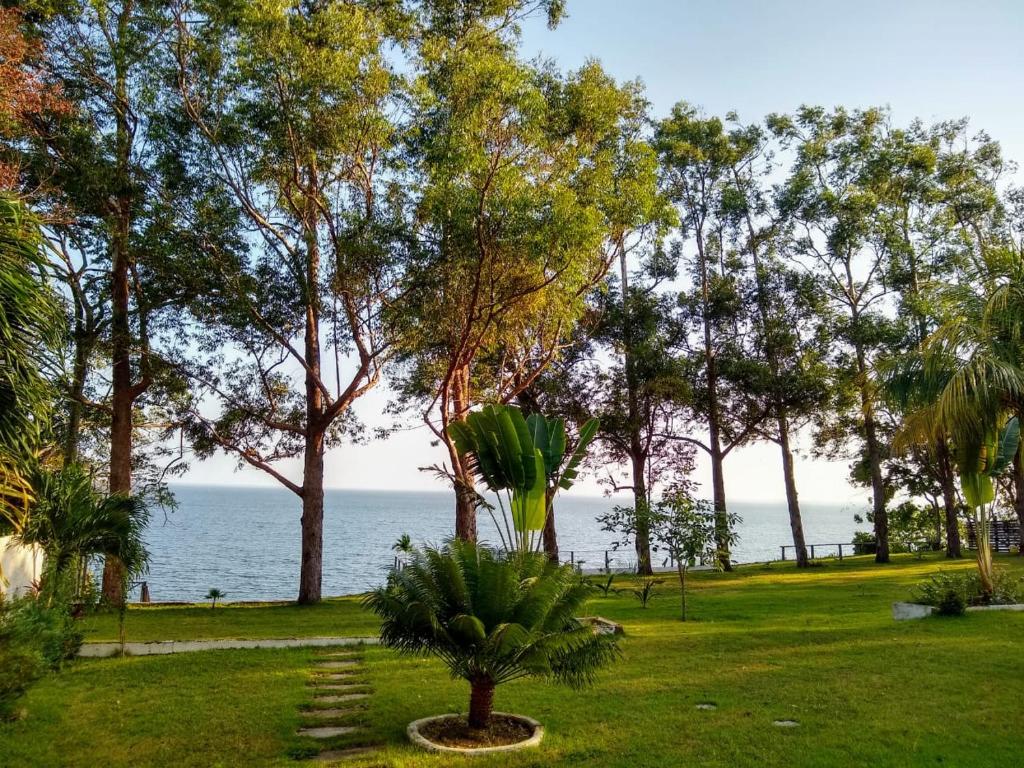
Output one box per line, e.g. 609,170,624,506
3,554,1023,768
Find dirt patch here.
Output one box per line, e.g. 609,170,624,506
418,714,535,748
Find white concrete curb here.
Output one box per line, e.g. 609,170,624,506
78,636,379,657
407,712,544,754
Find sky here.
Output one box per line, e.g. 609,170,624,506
178,0,1024,505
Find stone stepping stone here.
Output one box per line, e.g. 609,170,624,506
311,684,366,692
315,661,359,670
301,708,361,720
297,725,361,739
316,651,361,658
695,703,717,711
773,719,800,727
313,693,369,704
312,672,360,682
307,746,379,763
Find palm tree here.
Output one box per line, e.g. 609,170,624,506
888,246,1024,593
16,464,150,601
205,588,225,609
364,539,619,729
0,196,64,553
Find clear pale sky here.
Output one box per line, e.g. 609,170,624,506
179,0,1024,504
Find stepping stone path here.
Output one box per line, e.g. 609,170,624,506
773,719,800,728
296,646,383,763
695,703,717,711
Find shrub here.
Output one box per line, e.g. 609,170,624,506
0,597,43,721
913,568,1024,612
364,539,619,728
4,595,83,668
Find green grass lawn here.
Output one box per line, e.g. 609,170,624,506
79,595,379,643
3,554,1023,767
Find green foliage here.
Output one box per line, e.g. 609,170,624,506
629,576,662,608
0,196,62,456
204,589,226,609
448,404,599,551
586,573,619,596
16,463,150,599
364,539,619,699
913,568,1024,609
0,590,85,720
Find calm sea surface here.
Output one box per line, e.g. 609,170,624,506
138,485,867,601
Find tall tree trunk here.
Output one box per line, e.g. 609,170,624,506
693,221,732,570
1013,447,1024,556
449,363,477,542
937,435,961,558
854,340,888,563
736,193,807,569
542,488,558,563
468,678,495,729
298,424,325,605
620,242,652,575
631,450,652,575
778,412,808,567
298,202,325,605
63,325,91,465
101,5,138,604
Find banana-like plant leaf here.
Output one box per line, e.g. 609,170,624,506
496,408,526,488
548,419,566,476
991,417,1020,475
509,407,538,492
961,471,994,508
526,414,552,472
558,418,600,490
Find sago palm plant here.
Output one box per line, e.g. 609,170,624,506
363,539,619,728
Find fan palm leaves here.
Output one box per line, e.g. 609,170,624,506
447,405,599,552
363,539,619,728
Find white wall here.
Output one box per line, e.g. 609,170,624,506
0,536,43,598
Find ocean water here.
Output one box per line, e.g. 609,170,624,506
137,485,866,602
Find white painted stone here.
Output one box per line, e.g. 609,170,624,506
892,602,936,621
773,720,800,727
695,703,717,711
78,636,378,658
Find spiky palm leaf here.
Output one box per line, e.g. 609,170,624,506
363,539,619,690
16,464,151,595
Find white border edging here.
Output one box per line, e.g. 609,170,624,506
407,712,544,754
78,636,378,657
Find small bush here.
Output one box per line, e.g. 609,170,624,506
0,598,44,721
935,588,967,616
913,568,1024,612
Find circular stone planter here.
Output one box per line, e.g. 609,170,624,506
407,712,544,754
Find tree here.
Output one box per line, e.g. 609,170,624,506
364,539,619,729
21,0,187,604
172,0,404,603
719,115,831,568
204,588,225,609
656,105,769,569
770,107,901,563
16,462,150,604
395,1,664,542
653,491,739,621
